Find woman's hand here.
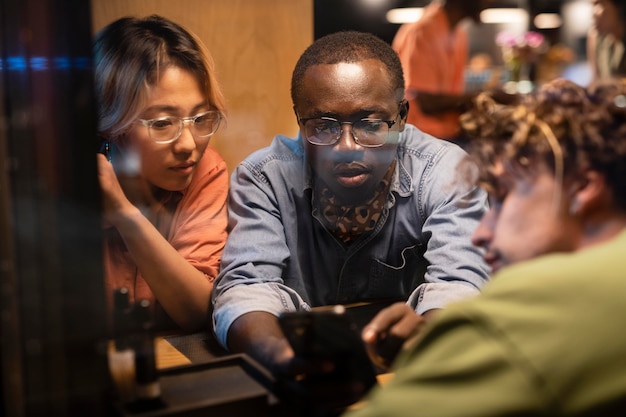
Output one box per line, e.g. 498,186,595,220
97,153,152,226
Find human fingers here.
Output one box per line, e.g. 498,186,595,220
362,303,422,369
361,302,415,343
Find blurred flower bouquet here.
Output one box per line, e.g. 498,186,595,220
496,31,548,82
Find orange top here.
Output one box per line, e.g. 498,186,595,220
392,2,468,139
103,146,228,329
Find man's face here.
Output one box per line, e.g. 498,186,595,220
294,59,406,206
592,0,620,36
471,161,580,274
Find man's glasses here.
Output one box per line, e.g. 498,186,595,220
299,116,397,148
138,110,222,144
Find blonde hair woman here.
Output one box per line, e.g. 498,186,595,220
94,15,228,332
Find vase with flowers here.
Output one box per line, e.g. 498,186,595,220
496,31,547,86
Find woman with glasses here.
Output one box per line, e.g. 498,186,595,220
94,15,228,332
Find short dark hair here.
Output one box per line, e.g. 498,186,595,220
291,31,405,105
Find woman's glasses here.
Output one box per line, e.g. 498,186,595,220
138,110,222,144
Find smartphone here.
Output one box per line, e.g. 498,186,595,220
97,138,112,162
278,305,378,390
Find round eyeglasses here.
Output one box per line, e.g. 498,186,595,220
137,110,222,144
299,116,397,148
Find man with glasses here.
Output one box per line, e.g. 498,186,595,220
211,31,489,407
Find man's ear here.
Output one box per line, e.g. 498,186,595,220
398,99,409,130
569,170,608,216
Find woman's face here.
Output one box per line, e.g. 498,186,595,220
120,66,211,191
471,161,581,274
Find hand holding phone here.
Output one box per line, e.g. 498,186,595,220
277,305,378,413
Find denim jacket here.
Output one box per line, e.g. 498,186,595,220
212,125,489,348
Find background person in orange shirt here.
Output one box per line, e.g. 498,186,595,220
392,0,491,145
94,15,229,332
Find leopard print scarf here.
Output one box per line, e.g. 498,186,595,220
315,161,395,245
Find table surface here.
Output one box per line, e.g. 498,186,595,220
154,335,392,415
156,335,393,382
155,337,192,369
122,301,398,416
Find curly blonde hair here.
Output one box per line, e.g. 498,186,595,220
459,78,626,210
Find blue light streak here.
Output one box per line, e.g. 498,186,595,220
0,56,92,72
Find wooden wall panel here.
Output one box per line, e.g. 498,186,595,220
91,0,313,173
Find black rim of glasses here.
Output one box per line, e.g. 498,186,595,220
298,116,398,148
137,110,222,144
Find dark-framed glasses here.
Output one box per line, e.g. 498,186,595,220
138,110,222,144
299,116,397,147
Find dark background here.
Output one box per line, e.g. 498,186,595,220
314,0,566,44
313,0,590,76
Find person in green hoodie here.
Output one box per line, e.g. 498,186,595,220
348,77,626,417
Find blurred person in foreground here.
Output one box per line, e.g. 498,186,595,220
95,15,228,332
211,30,489,412
347,77,626,417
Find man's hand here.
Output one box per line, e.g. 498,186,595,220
229,311,373,413
362,303,439,370
488,87,522,106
